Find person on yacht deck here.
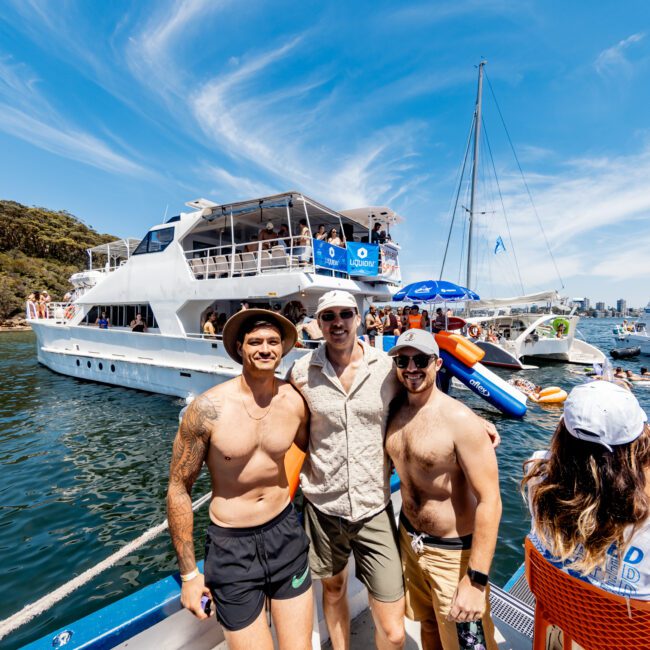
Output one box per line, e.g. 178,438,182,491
25,293,37,320
130,313,147,333
259,221,276,250
277,224,290,249
432,308,446,333
327,227,343,247
203,311,217,339
215,312,227,335
167,310,313,650
314,224,327,240
96,311,110,329
371,222,383,244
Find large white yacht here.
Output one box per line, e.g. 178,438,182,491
29,192,402,398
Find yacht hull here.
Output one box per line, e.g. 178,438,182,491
474,341,524,369
31,322,308,399
615,333,650,356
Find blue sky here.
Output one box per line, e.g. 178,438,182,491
0,0,648,306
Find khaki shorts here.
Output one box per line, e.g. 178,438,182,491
400,522,498,650
303,500,404,602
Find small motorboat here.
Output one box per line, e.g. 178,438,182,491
610,347,641,359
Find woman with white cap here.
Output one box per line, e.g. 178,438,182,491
522,380,650,600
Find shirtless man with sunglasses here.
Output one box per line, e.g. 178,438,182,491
386,329,501,650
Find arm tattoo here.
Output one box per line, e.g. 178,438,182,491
167,395,220,573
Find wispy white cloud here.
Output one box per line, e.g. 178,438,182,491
204,166,277,200
128,0,230,98
191,39,426,209
595,33,645,76
383,0,525,26
0,58,150,178
454,144,650,296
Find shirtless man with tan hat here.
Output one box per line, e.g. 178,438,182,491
167,309,312,650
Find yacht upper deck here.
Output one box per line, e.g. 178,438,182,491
179,192,402,284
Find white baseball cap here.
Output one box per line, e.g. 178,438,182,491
564,381,648,452
266,221,274,230
315,290,358,315
388,329,440,357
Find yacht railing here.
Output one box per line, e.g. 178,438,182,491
27,301,78,321
185,235,315,279
185,237,401,282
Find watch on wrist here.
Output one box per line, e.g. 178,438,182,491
466,566,489,587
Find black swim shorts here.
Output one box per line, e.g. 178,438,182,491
203,502,312,631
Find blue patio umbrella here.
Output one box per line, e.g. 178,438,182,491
392,280,480,303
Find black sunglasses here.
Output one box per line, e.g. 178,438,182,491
320,309,356,322
393,353,436,369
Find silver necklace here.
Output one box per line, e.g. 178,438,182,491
239,376,275,420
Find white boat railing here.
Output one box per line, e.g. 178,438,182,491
184,237,401,282
185,235,315,279
27,301,78,321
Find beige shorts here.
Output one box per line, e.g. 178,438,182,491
303,500,404,602
400,522,498,650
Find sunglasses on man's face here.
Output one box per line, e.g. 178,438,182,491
393,353,436,369
320,309,356,322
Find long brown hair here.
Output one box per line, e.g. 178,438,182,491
522,420,650,573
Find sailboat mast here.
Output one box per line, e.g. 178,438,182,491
466,60,486,291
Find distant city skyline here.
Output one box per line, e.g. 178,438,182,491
0,1,648,304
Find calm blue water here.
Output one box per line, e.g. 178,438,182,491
1,320,648,648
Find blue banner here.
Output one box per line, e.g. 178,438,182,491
346,242,379,276
313,238,347,271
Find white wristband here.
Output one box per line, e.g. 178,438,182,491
180,567,200,582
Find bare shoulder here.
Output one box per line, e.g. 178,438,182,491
277,379,308,416
438,392,487,441
181,382,230,437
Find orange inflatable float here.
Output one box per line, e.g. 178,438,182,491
530,386,568,404
435,331,485,367
284,443,306,500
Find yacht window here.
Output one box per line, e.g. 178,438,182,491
84,304,159,329
133,227,175,255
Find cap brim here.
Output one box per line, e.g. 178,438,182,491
387,342,439,357
222,309,298,365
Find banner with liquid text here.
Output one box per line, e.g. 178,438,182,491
346,242,379,276
313,238,347,272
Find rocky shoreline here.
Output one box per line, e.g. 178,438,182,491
0,317,31,332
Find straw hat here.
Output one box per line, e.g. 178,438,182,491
222,309,297,364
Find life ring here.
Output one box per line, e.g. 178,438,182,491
551,318,570,337
468,324,482,339
64,305,75,319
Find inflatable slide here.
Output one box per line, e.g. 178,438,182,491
436,331,527,418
